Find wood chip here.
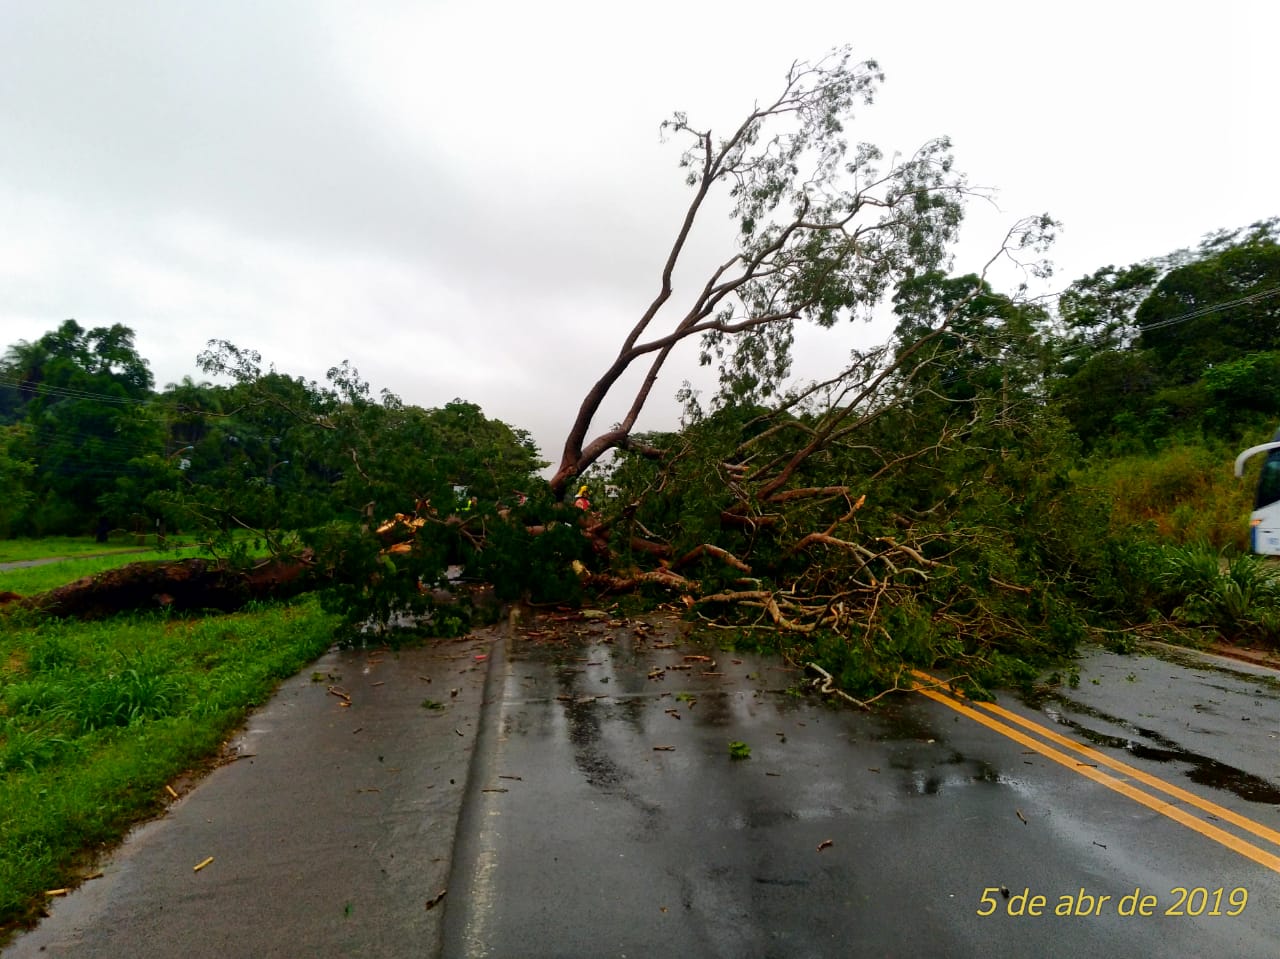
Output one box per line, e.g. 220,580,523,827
425,889,447,910
1016,809,1028,825
816,840,834,852
653,745,676,751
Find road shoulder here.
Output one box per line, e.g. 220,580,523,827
4,629,498,959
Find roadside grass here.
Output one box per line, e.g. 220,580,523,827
0,536,172,564
0,551,202,597
0,598,339,935
0,534,272,597
1151,542,1280,644
1080,444,1253,551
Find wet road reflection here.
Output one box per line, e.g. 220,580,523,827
443,616,1280,959
1033,693,1280,805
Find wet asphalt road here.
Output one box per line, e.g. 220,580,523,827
5,614,1279,957
443,617,1280,958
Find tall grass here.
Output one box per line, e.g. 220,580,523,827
0,599,339,934
1070,443,1280,647
1080,443,1254,550
1152,542,1280,642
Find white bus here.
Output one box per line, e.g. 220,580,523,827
1233,428,1280,555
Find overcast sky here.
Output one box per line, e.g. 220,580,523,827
3,0,1276,467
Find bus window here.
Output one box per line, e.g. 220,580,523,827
1257,454,1280,510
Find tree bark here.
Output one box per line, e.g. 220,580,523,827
5,555,319,619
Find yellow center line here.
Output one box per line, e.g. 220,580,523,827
910,668,1280,851
907,673,1280,876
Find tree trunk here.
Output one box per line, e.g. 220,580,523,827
4,555,319,619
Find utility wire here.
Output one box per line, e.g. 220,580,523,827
1133,284,1280,333
0,375,153,406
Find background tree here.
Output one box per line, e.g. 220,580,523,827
1135,224,1280,384
418,400,546,504
1047,217,1280,452
0,423,35,536
1054,261,1163,374
0,321,159,534
190,342,548,633
890,270,1052,413
1051,350,1163,453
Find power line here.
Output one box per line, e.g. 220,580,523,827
0,375,152,406
1133,284,1280,333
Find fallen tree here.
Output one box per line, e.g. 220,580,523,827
3,554,319,619
2,50,1114,698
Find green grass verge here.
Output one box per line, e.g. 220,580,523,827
0,534,274,597
0,550,209,597
0,536,166,564
0,531,266,564
0,598,339,934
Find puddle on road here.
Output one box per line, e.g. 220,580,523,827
1033,693,1280,805
505,616,1041,812
1139,644,1280,694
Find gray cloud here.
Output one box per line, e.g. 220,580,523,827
3,0,1278,466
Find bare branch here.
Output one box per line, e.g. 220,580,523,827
674,544,753,574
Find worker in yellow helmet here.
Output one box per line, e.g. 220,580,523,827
573,485,591,510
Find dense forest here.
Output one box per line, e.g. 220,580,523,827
4,52,1280,694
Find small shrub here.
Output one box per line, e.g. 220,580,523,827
1153,542,1280,643
0,724,72,773
25,636,81,673
59,668,185,733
